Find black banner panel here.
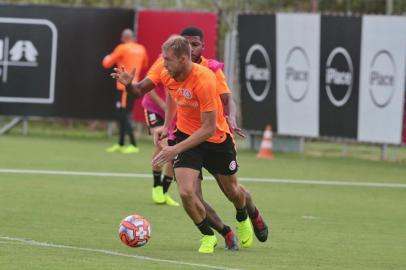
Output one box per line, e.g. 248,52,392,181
0,4,134,119
238,14,277,131
319,15,362,138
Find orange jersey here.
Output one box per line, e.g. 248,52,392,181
147,56,231,96
146,55,165,86
156,64,230,143
103,41,149,91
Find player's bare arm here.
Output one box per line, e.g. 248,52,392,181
152,110,217,167
153,92,177,146
220,93,246,138
110,66,156,98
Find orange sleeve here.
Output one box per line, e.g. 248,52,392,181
142,46,149,71
195,71,217,113
102,45,122,68
146,56,164,85
215,69,231,95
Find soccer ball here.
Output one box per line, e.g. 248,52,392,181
118,215,151,247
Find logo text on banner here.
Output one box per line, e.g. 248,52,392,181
245,43,271,102
285,46,310,102
325,47,353,107
368,50,396,108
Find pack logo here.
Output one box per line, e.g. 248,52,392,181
244,44,271,102
0,39,39,83
325,47,353,107
0,17,57,104
368,50,396,108
180,88,192,99
285,46,310,102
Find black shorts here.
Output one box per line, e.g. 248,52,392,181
144,110,164,128
173,130,238,176
167,139,176,146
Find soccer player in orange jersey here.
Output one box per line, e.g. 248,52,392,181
113,36,259,253
132,52,239,250
145,27,268,246
102,29,148,154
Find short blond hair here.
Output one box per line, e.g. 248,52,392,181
162,35,191,59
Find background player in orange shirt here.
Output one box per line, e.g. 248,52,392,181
102,28,148,154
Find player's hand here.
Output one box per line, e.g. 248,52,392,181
226,116,246,138
153,126,169,146
110,66,136,86
152,146,178,167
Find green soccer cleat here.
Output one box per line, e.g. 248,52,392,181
106,144,122,153
120,145,140,154
198,235,217,254
164,193,180,206
237,218,254,248
152,186,165,204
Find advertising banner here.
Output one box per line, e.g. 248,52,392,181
238,14,277,131
137,10,217,66
358,15,406,144
319,15,362,139
0,5,134,119
276,13,320,137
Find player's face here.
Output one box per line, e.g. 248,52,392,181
184,36,203,63
163,48,185,79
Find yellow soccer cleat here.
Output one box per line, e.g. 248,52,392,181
164,193,180,206
106,144,122,153
237,218,254,248
120,145,140,154
152,186,165,204
198,235,217,254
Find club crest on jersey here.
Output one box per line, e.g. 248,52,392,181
180,88,193,99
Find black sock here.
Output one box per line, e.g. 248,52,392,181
162,175,173,193
153,171,162,187
220,225,231,237
195,218,214,235
236,207,248,222
248,207,259,220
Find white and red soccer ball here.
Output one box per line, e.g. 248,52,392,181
118,215,151,247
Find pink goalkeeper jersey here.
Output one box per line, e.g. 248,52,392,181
141,83,166,118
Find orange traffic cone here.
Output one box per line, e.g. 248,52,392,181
257,125,273,159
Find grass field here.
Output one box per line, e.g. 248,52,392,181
0,132,405,270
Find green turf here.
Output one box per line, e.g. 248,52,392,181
0,134,405,270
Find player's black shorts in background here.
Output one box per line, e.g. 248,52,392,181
173,130,238,176
167,138,176,146
144,110,164,129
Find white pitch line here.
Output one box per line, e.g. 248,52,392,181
0,236,241,270
0,168,406,189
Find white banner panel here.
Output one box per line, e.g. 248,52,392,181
276,13,320,137
358,16,406,144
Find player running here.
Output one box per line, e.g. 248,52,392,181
112,35,267,253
